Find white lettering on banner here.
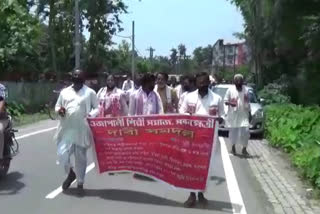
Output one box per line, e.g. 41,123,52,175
90,118,125,127
175,118,215,129
146,119,173,126
126,117,145,127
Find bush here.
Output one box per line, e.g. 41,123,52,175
6,101,26,117
259,83,291,105
265,104,320,188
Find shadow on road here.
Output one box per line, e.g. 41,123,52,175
234,154,260,160
64,188,242,212
0,172,25,195
210,176,226,185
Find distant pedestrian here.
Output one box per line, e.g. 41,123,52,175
224,74,251,156
122,75,134,92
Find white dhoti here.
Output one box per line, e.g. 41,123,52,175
54,106,94,185
229,127,250,147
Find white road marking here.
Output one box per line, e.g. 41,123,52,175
219,137,247,214
45,163,95,199
16,127,57,140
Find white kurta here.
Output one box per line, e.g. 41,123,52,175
180,90,223,190
122,80,134,92
175,84,183,99
54,85,99,149
179,89,224,117
224,86,251,128
128,88,164,116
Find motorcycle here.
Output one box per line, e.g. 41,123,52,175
0,116,19,177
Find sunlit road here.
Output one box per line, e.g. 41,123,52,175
0,120,271,214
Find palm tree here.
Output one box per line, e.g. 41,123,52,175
178,44,187,60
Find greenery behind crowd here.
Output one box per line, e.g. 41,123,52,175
3,0,320,106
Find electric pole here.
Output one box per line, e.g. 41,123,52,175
75,0,80,70
146,47,156,61
131,21,135,80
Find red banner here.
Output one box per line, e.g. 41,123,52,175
88,115,217,191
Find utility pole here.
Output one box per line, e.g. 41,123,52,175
75,0,81,70
233,45,237,76
146,47,156,61
131,21,135,80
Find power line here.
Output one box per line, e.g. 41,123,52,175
114,34,132,39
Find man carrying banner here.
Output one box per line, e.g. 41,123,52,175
97,74,128,117
180,72,224,208
54,69,99,195
224,74,251,156
155,72,179,114
128,72,163,180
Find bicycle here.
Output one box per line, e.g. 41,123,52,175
45,89,61,120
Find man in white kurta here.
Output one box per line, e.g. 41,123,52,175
54,70,99,194
224,74,251,156
180,72,224,208
128,73,163,116
128,73,163,181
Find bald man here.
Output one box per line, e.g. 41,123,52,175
224,74,251,156
54,69,99,195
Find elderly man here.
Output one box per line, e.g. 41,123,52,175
180,72,224,208
54,69,99,194
224,74,251,156
0,84,8,161
155,72,179,114
97,74,128,117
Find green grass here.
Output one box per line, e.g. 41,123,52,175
12,112,52,127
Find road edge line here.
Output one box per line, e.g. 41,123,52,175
16,127,57,140
219,137,247,214
45,163,95,199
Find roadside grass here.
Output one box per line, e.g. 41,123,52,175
12,111,52,127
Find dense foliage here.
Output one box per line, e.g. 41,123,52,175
265,104,320,188
229,0,320,105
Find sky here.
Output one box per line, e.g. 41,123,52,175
111,0,245,57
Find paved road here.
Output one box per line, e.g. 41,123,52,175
0,120,273,214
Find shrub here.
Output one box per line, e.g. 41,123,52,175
265,104,320,188
6,101,26,118
259,83,291,105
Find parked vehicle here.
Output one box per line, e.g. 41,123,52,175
212,84,265,137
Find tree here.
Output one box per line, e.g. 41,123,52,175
228,0,320,104
178,44,187,60
0,0,42,78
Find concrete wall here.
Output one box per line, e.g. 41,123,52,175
2,81,56,112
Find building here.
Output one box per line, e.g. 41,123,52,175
212,39,250,73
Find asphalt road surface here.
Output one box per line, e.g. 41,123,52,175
0,120,273,214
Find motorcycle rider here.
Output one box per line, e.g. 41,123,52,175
0,83,9,160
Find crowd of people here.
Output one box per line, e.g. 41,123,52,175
52,69,251,208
